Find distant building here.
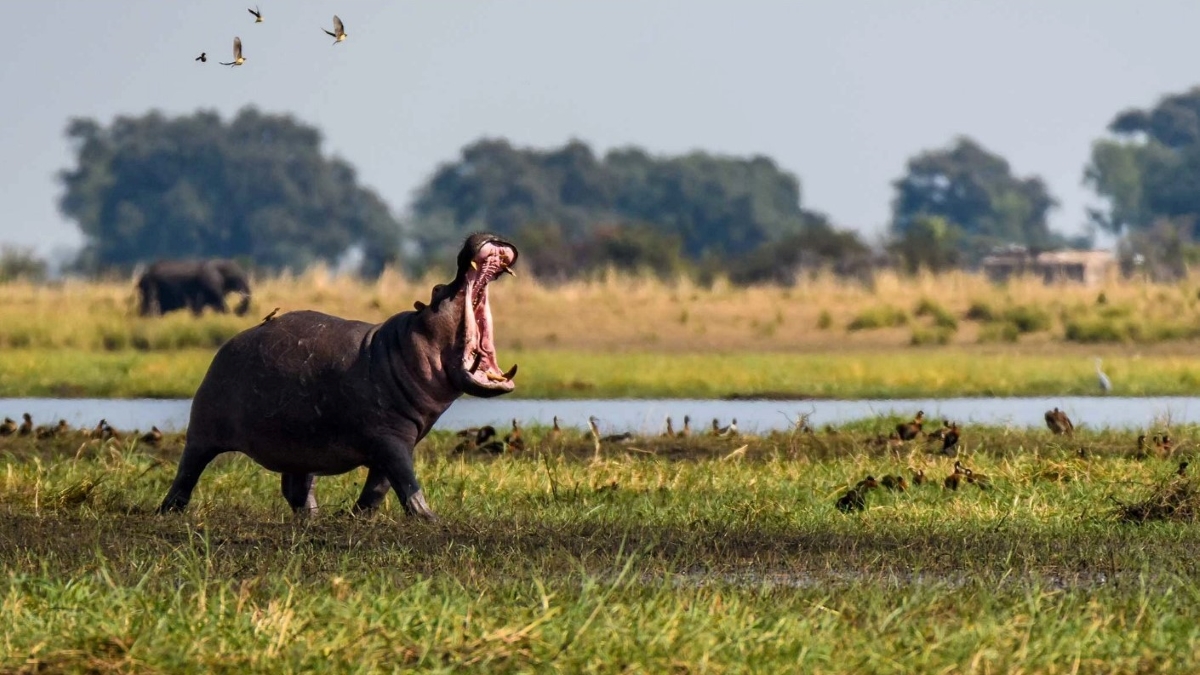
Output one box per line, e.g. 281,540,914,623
981,247,1115,286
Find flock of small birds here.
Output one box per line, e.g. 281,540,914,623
195,6,348,68
835,406,1184,513
0,414,162,446
452,414,742,455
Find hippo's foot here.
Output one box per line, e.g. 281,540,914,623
404,490,438,521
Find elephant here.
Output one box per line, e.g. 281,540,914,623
137,259,252,317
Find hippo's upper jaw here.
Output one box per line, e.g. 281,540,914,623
454,237,518,398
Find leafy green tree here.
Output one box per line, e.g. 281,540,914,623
1087,87,1200,238
410,138,828,271
888,215,963,274
726,212,870,284
891,137,1060,255
58,108,402,275
0,247,48,283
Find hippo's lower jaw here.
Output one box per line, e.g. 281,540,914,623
457,242,517,398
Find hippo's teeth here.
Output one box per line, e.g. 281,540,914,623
469,351,483,373
502,267,516,277
503,363,518,379
486,371,507,382
471,260,478,270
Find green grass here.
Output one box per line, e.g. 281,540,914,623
2,347,1200,399
3,424,1200,672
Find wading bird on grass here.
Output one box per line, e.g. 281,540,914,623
1095,358,1112,393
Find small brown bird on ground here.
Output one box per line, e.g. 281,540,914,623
856,475,880,490
1045,408,1074,435
896,410,925,441
589,416,634,444
0,417,17,435
36,419,69,439
1159,434,1174,456
323,15,347,44
676,415,691,438
18,413,33,436
248,5,263,23
880,474,908,491
93,419,121,441
140,426,164,446
455,425,504,453
941,422,961,456
261,307,280,325
718,418,738,437
195,52,207,63
926,419,951,443
1135,434,1149,460
836,476,879,513
220,37,246,66
944,461,968,491
911,468,927,486
965,465,991,490
504,419,524,452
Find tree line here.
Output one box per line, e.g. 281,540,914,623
48,88,1200,282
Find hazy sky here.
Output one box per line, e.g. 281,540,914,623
4,1,1200,258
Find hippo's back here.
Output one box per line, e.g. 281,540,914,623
187,310,377,452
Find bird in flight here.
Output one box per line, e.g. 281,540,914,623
248,6,263,23
220,37,246,66
195,52,207,63
323,15,347,44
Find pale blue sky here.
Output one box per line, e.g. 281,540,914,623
3,1,1199,260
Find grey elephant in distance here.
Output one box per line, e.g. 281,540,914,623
136,259,252,317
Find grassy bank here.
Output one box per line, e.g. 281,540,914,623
3,424,1200,672
2,269,1200,399
1,346,1198,399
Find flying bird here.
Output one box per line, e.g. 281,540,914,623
1095,357,1112,393
220,37,246,66
195,52,207,63
248,6,263,23
323,15,347,44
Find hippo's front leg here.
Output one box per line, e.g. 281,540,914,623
372,437,437,521
280,473,317,514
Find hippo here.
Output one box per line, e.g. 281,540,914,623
157,233,518,520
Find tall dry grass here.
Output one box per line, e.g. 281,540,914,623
1,266,1199,352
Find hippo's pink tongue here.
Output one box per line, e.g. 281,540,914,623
464,246,518,385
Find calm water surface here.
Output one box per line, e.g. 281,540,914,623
1,396,1198,434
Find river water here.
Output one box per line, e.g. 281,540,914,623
1,396,1197,434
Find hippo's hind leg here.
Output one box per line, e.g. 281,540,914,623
158,443,226,513
352,467,391,514
371,437,436,520
280,473,318,514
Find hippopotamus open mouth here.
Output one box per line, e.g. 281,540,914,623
459,238,518,395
